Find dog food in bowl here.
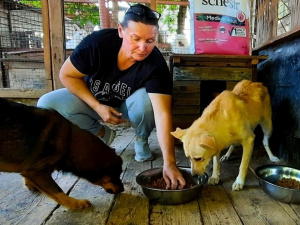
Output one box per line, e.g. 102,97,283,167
255,164,300,203
147,177,195,189
136,167,207,204
147,177,167,189
276,178,300,189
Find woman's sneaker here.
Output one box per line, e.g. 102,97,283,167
99,125,116,146
134,137,154,162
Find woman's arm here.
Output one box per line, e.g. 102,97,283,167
148,93,186,189
59,57,125,125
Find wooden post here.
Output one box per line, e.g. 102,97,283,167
111,0,119,28
150,0,157,10
48,0,65,89
41,0,53,92
98,0,110,29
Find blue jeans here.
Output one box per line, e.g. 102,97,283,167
37,88,155,140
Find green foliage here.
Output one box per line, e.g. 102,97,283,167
64,3,100,27
20,1,100,27
20,1,42,8
20,1,179,32
157,4,179,33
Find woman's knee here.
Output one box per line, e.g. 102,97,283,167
127,88,154,126
37,88,80,115
37,91,58,109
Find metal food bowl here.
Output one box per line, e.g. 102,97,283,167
136,167,208,205
255,164,300,203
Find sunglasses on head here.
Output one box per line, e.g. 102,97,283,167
126,4,161,20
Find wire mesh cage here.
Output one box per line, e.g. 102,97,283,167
1,0,299,97
0,0,45,91
0,0,192,96
62,1,191,64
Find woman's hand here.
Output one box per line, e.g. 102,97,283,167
163,162,186,190
93,103,127,125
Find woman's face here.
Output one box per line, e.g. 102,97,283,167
118,21,158,61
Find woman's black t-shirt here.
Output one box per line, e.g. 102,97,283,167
70,29,173,107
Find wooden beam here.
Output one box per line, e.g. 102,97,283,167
253,26,300,52
98,0,110,28
64,0,98,2
41,0,53,92
111,0,119,28
161,0,189,4
123,0,189,6
64,0,189,6
151,0,157,10
48,0,65,89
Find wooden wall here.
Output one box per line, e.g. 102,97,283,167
256,36,300,167
0,0,77,100
254,0,300,50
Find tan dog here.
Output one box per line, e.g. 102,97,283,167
171,80,279,190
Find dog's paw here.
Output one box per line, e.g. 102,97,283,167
23,178,39,192
208,176,220,185
232,180,244,191
220,155,229,162
269,156,280,162
68,199,92,210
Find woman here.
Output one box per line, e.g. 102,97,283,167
37,3,185,189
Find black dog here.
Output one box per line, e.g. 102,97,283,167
0,97,124,209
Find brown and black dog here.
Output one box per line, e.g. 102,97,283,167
0,97,124,209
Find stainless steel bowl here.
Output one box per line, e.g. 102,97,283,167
255,164,300,203
136,167,208,205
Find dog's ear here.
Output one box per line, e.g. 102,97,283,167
199,134,216,149
171,128,187,140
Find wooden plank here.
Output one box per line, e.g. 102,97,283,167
45,178,115,225
173,114,199,129
199,184,242,225
150,132,203,225
249,147,300,223
0,172,78,225
107,130,151,225
176,61,253,68
172,105,200,114
41,0,54,92
226,174,299,225
151,202,203,225
173,81,201,93
173,94,200,105
220,148,299,225
170,54,268,67
4,61,44,69
48,0,65,89
0,68,3,88
290,204,300,221
0,88,49,98
110,126,136,155
65,0,190,6
173,67,252,81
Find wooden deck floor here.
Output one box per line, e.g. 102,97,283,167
1,127,300,225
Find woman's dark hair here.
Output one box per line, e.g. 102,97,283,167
120,4,160,29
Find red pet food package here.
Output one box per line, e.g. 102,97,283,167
190,0,251,55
